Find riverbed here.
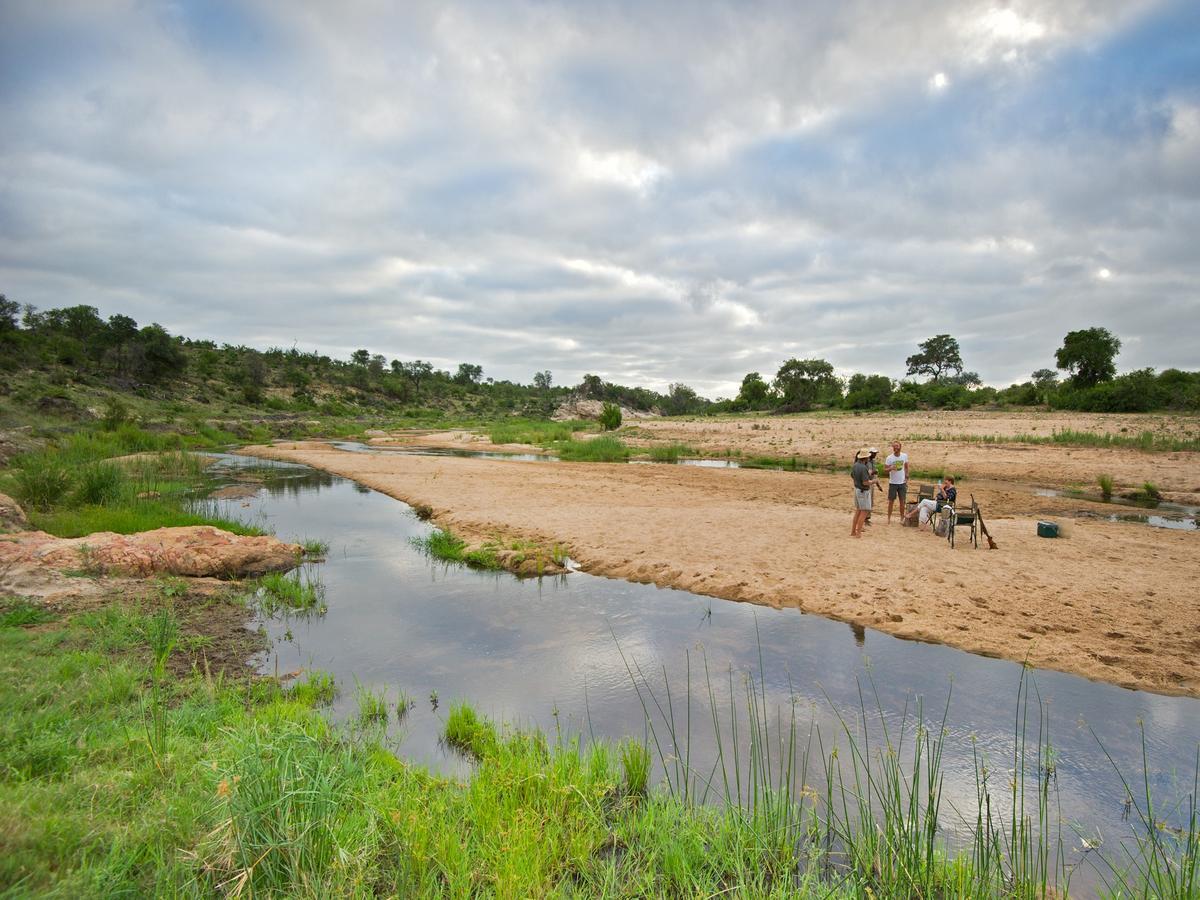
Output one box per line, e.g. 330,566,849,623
207,453,1199,884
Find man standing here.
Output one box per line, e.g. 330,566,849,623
884,440,909,524
850,447,874,538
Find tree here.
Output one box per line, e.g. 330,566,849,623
351,349,371,367
773,358,841,410
533,370,553,391
579,374,604,398
599,402,622,430
129,323,187,382
1031,368,1058,389
454,363,483,385
948,370,982,387
844,373,894,409
401,360,434,394
662,383,701,416
368,354,387,380
0,294,19,332
736,372,770,408
1055,327,1120,387
106,313,139,373
905,335,964,382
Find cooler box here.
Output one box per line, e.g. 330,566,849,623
1036,521,1059,538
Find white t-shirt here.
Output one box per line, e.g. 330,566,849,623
885,452,908,484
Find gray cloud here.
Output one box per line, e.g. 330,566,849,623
1,0,1196,398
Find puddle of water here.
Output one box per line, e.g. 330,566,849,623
207,455,1199,879
1032,486,1198,530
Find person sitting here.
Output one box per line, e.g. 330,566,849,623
905,476,956,529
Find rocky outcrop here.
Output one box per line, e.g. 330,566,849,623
0,493,29,533
551,397,658,422
0,526,302,598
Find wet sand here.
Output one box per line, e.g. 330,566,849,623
245,439,1200,698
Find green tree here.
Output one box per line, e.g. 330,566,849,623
579,374,604,398
129,324,187,382
0,294,19,332
351,349,371,367
1055,327,1121,387
400,360,434,395
736,372,770,408
905,334,964,382
533,370,553,391
844,373,894,409
773,358,841,410
454,363,483,385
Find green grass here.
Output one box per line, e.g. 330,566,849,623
4,429,266,540
355,682,389,726
299,537,330,557
907,428,1200,453
0,601,1195,897
488,418,590,446
1099,473,1115,499
554,435,631,462
287,670,337,706
30,500,266,538
0,599,56,629
646,442,697,462
254,570,326,614
410,528,505,571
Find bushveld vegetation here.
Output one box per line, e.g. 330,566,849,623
1,599,1194,896
1,426,265,539
5,299,1197,435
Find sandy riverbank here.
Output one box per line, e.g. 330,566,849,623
244,440,1199,698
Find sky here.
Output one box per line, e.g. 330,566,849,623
1,0,1198,397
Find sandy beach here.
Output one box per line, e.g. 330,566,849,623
246,435,1200,698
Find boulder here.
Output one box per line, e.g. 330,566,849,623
0,526,302,590
551,397,658,423
0,493,29,533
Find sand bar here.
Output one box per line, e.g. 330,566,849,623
245,440,1200,698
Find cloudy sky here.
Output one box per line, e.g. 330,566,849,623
1,1,1197,396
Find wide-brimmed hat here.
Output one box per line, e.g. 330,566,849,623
868,447,878,455
855,447,871,459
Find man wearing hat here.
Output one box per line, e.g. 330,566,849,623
863,447,883,526
850,447,875,537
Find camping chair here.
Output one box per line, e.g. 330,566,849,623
904,483,936,526
948,497,979,549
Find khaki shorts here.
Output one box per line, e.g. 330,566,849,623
854,488,872,510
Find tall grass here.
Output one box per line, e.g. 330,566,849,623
141,606,178,768
555,435,631,462
1098,474,1115,499
647,442,697,462
12,458,72,510
615,634,1198,898
488,418,589,445
1,602,1195,896
255,569,326,615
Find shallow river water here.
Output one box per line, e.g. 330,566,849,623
209,453,1198,880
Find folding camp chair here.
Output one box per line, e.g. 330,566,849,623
948,498,979,549
904,483,936,526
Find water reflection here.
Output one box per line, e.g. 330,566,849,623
206,456,1199,880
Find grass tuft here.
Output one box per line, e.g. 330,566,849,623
443,702,500,759
255,570,325,614
647,443,697,462
1098,473,1115,499
555,435,631,462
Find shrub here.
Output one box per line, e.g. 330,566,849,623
1098,474,1114,500
75,461,126,506
14,459,73,511
598,402,622,431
